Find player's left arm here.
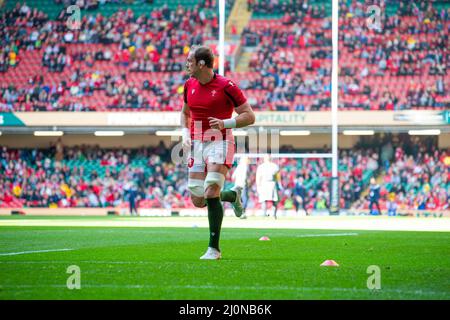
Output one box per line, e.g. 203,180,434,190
209,81,255,130
233,102,256,128
209,102,255,130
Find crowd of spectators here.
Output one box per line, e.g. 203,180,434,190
243,0,448,111
339,0,449,110
0,141,190,209
0,1,448,112
348,135,450,213
0,137,447,213
0,68,191,112
244,46,332,111
0,142,374,211
0,1,220,111
381,148,449,212
0,3,48,73
373,137,449,212
240,4,333,111
247,0,327,18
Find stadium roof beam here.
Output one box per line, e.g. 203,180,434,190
33,131,64,137
0,126,449,135
343,130,375,136
408,129,441,135
155,130,182,136
280,130,311,136
94,131,125,137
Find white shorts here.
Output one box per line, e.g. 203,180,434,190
257,182,279,202
188,140,235,173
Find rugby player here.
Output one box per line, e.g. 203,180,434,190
180,45,255,260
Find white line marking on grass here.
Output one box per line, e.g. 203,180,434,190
294,233,358,238
1,217,449,232
0,260,159,265
0,260,141,264
0,284,446,297
0,248,73,256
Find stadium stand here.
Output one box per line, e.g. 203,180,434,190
376,138,449,213
0,0,448,215
242,0,449,111
1,0,447,111
0,0,230,111
0,143,366,210
338,0,449,110
1,137,447,213
0,142,189,208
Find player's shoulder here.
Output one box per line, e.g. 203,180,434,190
216,74,239,89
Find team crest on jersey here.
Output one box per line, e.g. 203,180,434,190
187,157,194,168
211,90,217,97
191,89,195,95
229,81,234,86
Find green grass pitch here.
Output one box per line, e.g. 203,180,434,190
0,217,449,300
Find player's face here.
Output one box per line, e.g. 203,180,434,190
186,52,199,78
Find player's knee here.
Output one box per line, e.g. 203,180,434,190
204,185,221,198
204,172,225,198
188,179,204,198
191,196,206,208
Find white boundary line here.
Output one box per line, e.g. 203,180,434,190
0,217,449,231
0,284,446,297
0,234,356,259
294,232,358,238
0,248,73,256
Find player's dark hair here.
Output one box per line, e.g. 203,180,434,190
193,45,214,68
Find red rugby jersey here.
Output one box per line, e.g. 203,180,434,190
183,73,247,141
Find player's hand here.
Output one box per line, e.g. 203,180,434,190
182,136,191,149
182,128,191,148
208,117,224,130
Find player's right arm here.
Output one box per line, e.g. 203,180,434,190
180,80,191,148
180,103,191,148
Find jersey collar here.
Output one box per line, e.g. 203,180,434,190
200,72,217,86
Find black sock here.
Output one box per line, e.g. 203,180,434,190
206,197,224,251
220,189,236,202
